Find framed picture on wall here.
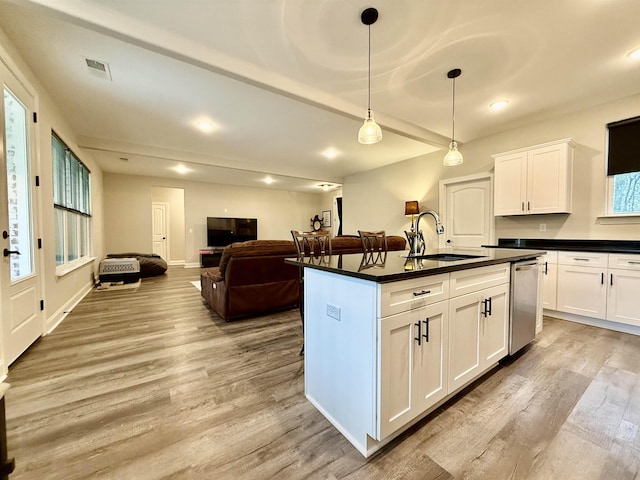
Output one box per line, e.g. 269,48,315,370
322,210,331,227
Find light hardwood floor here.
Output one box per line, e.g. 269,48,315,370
5,266,640,479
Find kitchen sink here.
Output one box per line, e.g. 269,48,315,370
404,253,485,262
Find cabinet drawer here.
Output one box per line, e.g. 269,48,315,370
608,253,640,271
449,263,510,298
379,273,449,317
557,251,608,267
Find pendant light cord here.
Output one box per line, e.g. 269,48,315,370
451,76,456,143
367,24,371,114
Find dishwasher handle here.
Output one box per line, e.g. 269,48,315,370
515,263,537,271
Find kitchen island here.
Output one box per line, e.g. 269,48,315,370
287,247,544,457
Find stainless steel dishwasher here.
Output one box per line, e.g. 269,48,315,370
509,259,539,355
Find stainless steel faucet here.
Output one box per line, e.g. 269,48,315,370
413,210,445,256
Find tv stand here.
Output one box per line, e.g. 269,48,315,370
200,247,224,268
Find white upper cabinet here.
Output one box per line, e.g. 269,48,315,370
493,139,575,216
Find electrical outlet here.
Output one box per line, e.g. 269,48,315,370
326,304,341,320
539,223,547,232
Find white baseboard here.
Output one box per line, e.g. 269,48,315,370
45,280,94,335
544,309,640,336
184,262,201,269
168,260,185,266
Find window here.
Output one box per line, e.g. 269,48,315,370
606,117,640,216
610,172,640,214
52,133,91,269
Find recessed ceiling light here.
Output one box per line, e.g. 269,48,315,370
263,177,274,185
195,120,216,133
174,165,189,174
628,47,640,59
489,100,509,111
322,148,339,159
319,184,332,192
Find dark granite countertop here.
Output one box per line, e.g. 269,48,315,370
285,247,544,283
490,238,640,254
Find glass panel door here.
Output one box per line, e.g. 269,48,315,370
4,87,33,281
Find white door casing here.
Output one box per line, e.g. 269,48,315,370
439,173,494,249
1,62,42,369
152,202,168,260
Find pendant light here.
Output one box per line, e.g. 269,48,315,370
358,7,382,144
443,68,463,166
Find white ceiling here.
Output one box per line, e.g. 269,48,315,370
1,0,639,193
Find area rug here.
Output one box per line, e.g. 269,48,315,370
191,280,201,291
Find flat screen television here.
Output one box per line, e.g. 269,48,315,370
207,217,257,247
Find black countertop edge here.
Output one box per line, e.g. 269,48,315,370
285,249,544,284
493,238,640,254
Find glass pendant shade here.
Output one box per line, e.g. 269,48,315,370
443,68,463,166
358,110,382,144
358,8,381,145
443,141,463,166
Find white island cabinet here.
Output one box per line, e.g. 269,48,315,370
378,274,449,440
303,260,515,457
448,264,510,392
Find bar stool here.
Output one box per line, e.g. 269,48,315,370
291,230,332,355
358,230,387,264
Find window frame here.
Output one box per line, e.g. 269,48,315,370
52,132,93,275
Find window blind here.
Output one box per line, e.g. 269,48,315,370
607,116,640,176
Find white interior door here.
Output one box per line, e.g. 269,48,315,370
152,202,168,260
439,173,494,249
1,64,42,368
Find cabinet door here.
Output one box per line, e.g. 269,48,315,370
494,152,527,216
527,143,572,214
480,284,509,366
378,302,448,440
541,260,558,310
448,291,483,392
378,308,421,439
557,264,607,318
415,302,449,414
607,268,640,326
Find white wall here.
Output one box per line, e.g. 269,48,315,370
344,94,640,244
0,26,104,334
103,173,323,265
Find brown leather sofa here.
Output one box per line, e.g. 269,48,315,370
200,235,406,321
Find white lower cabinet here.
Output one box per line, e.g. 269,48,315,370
448,283,509,392
555,252,640,327
377,263,510,440
606,268,640,326
556,264,607,318
378,301,448,440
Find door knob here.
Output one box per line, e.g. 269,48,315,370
3,248,21,257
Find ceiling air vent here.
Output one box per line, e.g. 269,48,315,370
84,57,112,81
